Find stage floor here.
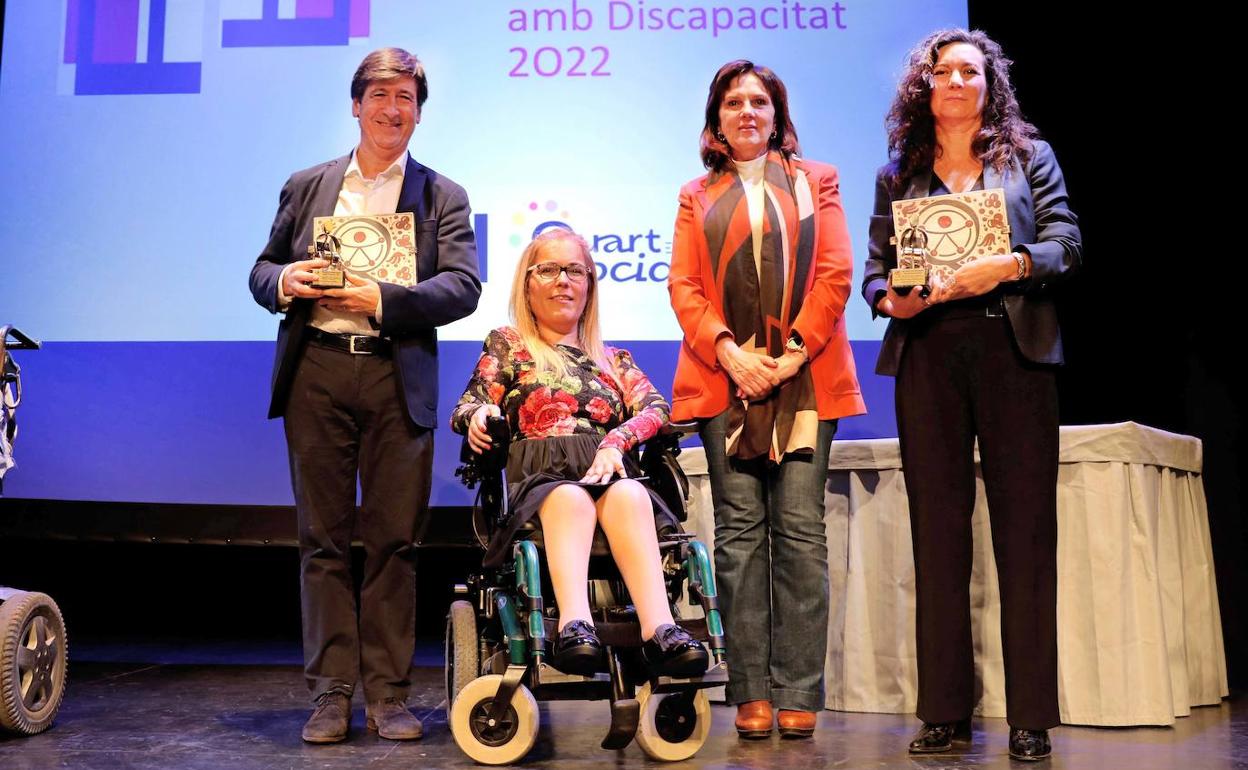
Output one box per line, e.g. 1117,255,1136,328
1,642,1245,769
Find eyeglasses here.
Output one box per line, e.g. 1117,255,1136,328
527,262,591,283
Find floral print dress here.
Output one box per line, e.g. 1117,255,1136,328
451,326,677,567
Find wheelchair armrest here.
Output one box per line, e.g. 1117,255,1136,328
638,424,693,522
638,421,698,459
668,420,699,439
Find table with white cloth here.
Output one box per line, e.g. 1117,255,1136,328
676,421,1227,726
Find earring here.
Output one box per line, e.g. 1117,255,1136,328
715,130,727,143
771,128,778,140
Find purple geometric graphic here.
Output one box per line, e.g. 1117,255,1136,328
64,0,80,63
474,213,488,282
222,0,369,48
65,0,202,95
348,0,369,37
64,0,138,64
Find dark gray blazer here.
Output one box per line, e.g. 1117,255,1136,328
249,153,481,427
862,139,1081,376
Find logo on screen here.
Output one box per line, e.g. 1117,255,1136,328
501,199,671,285
61,0,370,96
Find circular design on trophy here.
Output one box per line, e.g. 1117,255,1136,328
915,200,979,263
333,218,393,269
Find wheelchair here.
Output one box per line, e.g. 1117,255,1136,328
1,325,69,736
445,417,727,764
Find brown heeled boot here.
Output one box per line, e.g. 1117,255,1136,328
735,700,773,739
777,709,817,738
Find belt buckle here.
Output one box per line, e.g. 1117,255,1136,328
347,335,368,354
985,299,1006,318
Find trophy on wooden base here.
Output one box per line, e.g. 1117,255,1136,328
890,223,931,297
889,188,1012,296
311,212,418,288
309,224,346,290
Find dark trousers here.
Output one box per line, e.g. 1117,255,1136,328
895,313,1059,730
283,342,433,703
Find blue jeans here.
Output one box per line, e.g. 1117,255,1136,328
699,412,836,712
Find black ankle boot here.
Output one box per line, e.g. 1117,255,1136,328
1008,728,1051,761
907,719,971,753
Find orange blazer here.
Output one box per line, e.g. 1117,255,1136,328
667,158,866,422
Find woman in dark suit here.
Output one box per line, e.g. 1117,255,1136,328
861,28,1080,761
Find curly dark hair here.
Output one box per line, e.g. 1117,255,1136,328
699,60,800,174
885,28,1037,188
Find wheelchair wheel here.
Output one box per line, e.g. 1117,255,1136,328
445,600,478,709
450,674,539,765
0,591,68,735
635,683,710,761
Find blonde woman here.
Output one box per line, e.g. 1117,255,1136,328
451,228,708,679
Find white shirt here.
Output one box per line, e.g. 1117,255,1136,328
277,150,407,336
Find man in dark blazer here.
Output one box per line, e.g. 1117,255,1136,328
249,47,480,744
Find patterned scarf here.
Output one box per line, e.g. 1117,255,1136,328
702,151,819,463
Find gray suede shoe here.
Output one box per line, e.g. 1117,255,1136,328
366,698,423,740
302,692,350,744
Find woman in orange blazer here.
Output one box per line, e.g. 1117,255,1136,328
668,60,865,739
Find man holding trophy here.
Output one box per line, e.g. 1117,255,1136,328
248,47,480,744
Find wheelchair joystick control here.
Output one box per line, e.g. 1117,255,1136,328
484,416,510,448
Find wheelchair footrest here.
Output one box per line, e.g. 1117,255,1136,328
542,616,714,647
600,698,640,750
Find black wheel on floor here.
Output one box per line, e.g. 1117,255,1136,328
635,683,710,761
449,675,539,765
0,590,68,735
445,599,479,709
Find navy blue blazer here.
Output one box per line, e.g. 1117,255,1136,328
249,153,481,428
862,139,1081,376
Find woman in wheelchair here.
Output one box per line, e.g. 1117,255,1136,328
451,227,709,679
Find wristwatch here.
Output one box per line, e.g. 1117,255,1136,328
785,331,807,360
